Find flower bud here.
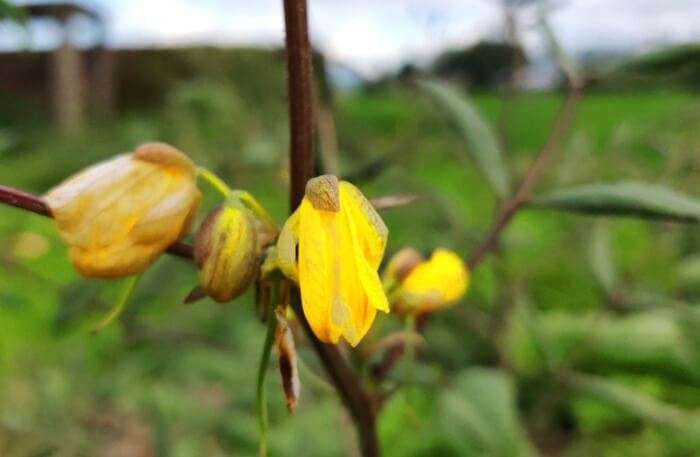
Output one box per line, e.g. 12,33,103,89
194,201,260,303
382,247,422,286
387,248,469,316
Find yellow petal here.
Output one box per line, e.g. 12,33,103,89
276,208,300,282
340,187,389,314
297,198,339,343
400,248,469,312
338,182,387,269
45,143,201,278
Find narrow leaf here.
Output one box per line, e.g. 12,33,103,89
589,221,617,293
538,10,582,87
531,182,700,222
563,372,688,429
419,79,510,198
440,368,537,457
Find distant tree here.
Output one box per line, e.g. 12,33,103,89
432,41,526,89
605,44,700,91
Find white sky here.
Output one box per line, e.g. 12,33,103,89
4,0,700,77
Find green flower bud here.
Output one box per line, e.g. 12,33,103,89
194,201,260,303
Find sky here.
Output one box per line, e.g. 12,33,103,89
4,0,700,78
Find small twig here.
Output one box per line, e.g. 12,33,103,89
370,194,421,212
0,184,51,216
467,86,583,269
0,184,194,259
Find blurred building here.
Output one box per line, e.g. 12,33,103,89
0,1,113,134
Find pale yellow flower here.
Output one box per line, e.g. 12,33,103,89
386,248,469,315
45,143,201,278
277,175,389,346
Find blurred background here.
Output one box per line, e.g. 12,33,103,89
2,0,700,455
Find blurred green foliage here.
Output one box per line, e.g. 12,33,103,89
2,47,700,456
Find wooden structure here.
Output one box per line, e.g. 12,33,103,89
3,2,112,133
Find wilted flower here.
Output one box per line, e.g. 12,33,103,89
44,142,201,278
385,248,469,315
277,175,389,347
194,200,260,303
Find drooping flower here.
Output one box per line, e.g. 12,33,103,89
384,248,469,315
44,142,201,278
194,199,260,303
277,175,389,347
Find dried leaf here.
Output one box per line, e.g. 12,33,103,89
275,307,300,413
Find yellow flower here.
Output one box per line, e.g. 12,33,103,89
386,248,469,315
45,142,201,278
277,175,389,346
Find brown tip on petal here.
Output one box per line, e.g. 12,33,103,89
305,175,340,212
133,142,195,171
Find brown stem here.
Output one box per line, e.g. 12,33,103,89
282,0,379,455
467,86,583,269
0,184,193,259
284,0,314,211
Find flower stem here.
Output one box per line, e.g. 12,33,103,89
196,167,232,198
256,285,279,457
404,314,416,385
91,275,142,334
233,190,278,233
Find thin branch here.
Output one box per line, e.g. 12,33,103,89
370,194,420,212
372,86,583,388
467,86,583,269
0,184,52,216
282,0,379,455
0,184,194,259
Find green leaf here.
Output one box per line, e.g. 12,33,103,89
589,221,617,293
531,182,700,222
418,79,510,198
564,372,690,431
538,11,582,87
439,368,537,457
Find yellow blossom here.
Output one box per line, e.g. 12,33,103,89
44,142,201,278
277,175,389,346
387,248,469,315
